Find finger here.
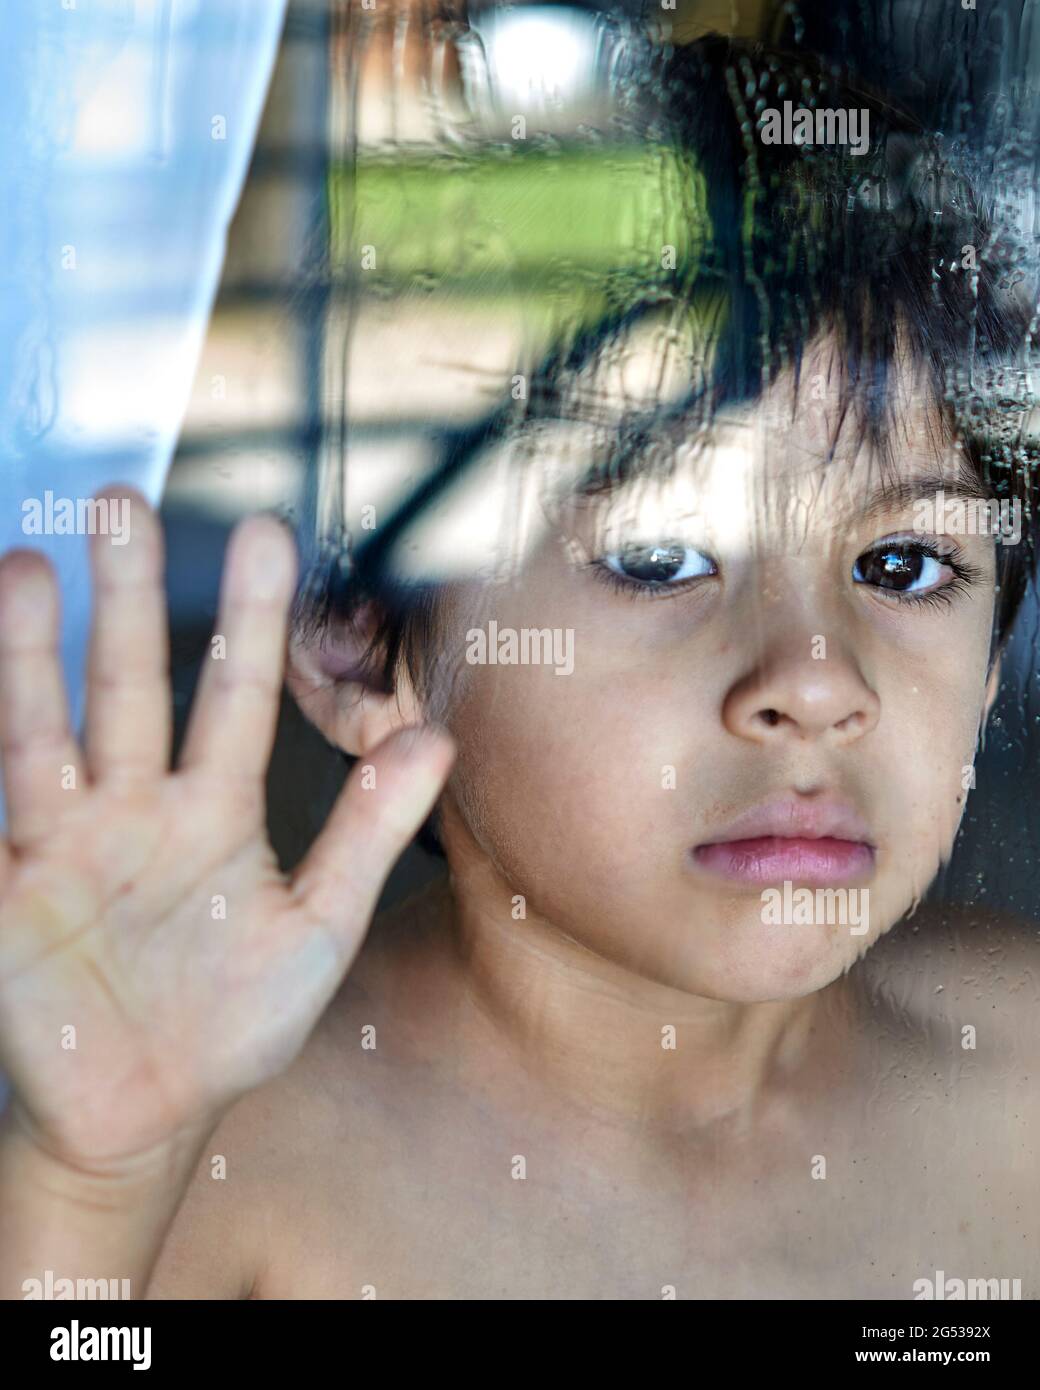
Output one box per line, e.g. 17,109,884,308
84,486,172,786
0,551,86,848
177,515,297,784
289,723,455,949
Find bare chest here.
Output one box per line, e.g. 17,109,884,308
257,1079,1035,1300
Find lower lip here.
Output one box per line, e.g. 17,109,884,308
691,836,875,886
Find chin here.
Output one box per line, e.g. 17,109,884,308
676,926,868,1003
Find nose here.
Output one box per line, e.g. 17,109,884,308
722,634,880,747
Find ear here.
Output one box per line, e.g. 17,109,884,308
286,601,423,757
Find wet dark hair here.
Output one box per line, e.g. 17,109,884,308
294,32,1040,859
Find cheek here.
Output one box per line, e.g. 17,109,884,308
449,659,688,881
881,669,986,874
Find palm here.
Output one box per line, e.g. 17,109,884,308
0,491,453,1166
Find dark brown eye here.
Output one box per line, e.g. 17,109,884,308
602,541,716,585
852,543,945,594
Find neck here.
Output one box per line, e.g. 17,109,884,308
435,802,858,1138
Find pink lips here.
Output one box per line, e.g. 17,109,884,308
691,798,876,887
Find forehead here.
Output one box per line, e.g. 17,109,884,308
556,316,938,458
541,321,974,522
541,433,983,571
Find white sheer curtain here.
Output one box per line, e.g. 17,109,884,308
0,0,288,823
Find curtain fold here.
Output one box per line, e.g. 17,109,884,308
0,0,289,830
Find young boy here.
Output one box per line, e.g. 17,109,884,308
1,36,1038,1301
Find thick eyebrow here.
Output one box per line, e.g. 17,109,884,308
852,469,992,527
571,445,650,499
566,411,701,499
571,445,993,518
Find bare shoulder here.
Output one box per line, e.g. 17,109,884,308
861,897,1040,1038
146,872,453,1299
856,898,1040,1153
851,900,1040,1278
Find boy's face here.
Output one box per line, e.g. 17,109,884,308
431,337,1000,1002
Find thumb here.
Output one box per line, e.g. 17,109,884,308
288,723,456,948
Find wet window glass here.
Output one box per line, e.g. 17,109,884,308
2,0,1040,1334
